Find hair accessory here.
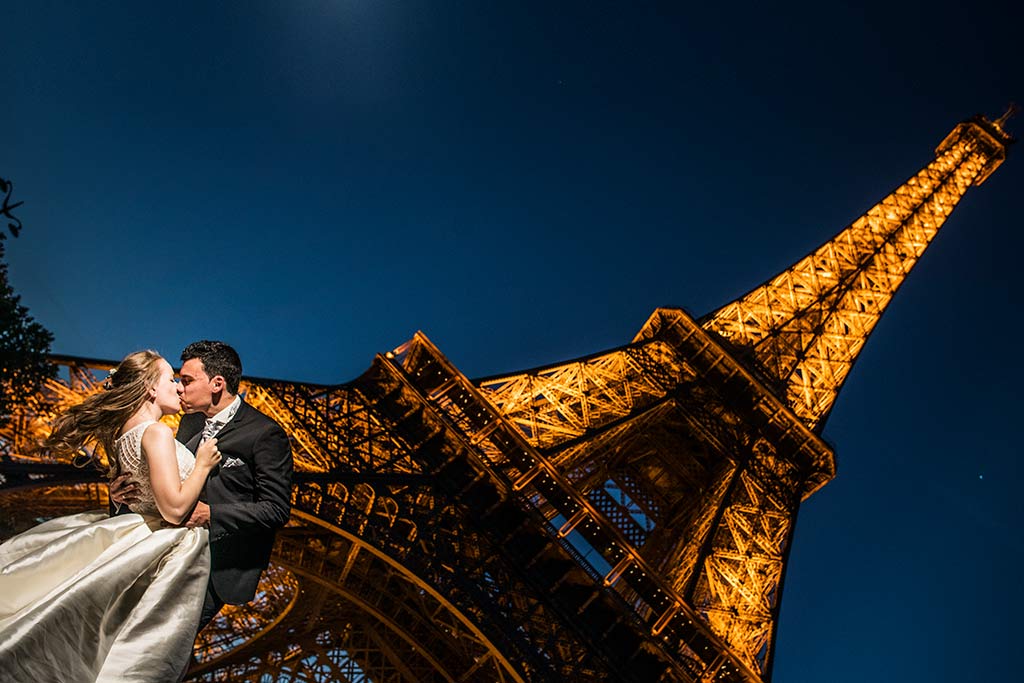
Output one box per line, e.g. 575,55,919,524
102,367,117,390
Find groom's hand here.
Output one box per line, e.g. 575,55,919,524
185,501,211,528
108,472,140,507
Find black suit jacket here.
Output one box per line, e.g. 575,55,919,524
177,399,293,605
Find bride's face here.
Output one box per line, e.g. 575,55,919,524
151,359,181,415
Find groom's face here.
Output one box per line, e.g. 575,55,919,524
178,358,215,415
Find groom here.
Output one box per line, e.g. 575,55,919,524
176,340,293,628
112,340,293,630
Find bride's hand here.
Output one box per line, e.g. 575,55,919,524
196,438,222,471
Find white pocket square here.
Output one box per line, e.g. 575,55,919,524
222,457,245,469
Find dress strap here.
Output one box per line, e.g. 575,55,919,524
116,419,158,441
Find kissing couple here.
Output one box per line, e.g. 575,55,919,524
0,341,293,682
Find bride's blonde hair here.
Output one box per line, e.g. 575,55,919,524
44,350,165,476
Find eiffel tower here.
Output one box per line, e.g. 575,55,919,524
0,110,1013,682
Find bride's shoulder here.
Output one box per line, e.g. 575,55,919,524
140,421,173,443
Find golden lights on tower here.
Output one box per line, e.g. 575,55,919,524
0,112,1013,682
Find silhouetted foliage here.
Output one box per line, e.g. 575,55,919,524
0,177,55,427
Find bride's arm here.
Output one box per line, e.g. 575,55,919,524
141,422,220,525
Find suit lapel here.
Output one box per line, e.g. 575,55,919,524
184,430,203,454
211,399,249,443
178,399,248,454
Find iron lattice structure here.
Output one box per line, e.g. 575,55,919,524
0,112,1012,682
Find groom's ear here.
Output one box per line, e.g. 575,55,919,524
210,375,226,393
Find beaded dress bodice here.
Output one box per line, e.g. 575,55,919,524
114,420,196,517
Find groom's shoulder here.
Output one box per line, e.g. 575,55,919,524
242,399,285,431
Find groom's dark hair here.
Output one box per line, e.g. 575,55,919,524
181,341,242,394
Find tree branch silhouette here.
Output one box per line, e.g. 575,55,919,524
0,177,55,429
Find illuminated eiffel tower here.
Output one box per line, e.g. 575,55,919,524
0,110,1013,682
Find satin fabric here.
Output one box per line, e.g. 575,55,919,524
0,510,209,682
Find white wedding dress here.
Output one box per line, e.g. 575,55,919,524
0,421,210,682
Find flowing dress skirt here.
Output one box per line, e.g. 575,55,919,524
0,511,209,682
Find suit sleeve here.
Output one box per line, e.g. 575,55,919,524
209,422,293,540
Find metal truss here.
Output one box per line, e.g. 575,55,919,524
696,114,1013,431
472,309,820,677
443,113,1012,676
0,114,1012,682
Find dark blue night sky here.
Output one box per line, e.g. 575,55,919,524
4,2,1022,681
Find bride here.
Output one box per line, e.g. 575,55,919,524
0,350,221,682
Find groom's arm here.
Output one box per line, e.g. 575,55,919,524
208,422,292,540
